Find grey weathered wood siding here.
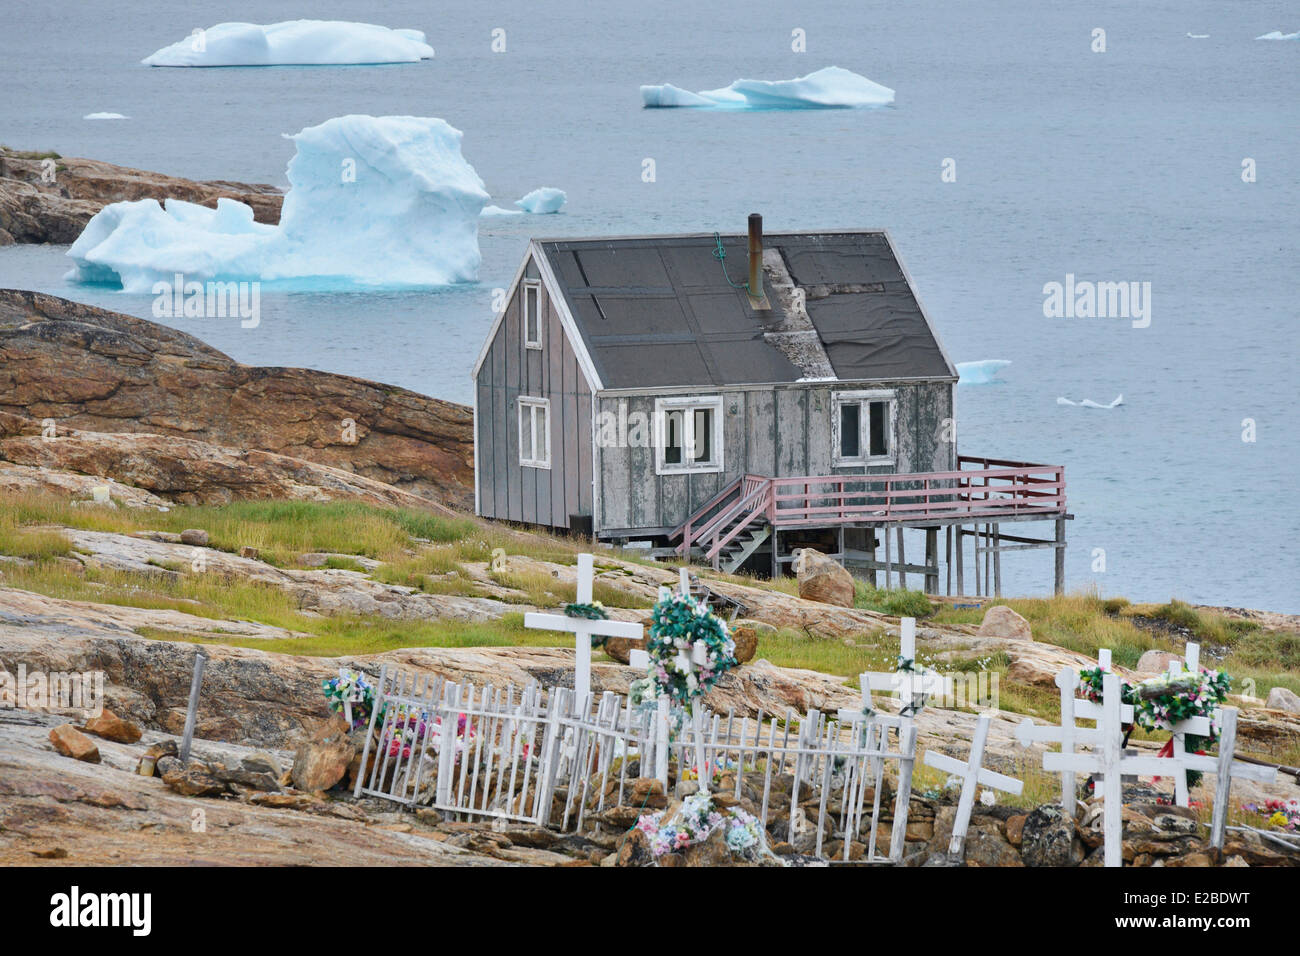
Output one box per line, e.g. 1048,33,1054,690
475,257,594,529
594,381,955,535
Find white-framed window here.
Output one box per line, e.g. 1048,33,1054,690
517,396,550,468
655,396,723,474
523,280,542,350
832,390,896,466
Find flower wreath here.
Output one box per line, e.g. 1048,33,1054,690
323,669,375,730
1077,660,1230,788
564,600,611,647
645,587,737,710
635,791,770,861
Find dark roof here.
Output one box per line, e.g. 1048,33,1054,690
537,231,955,390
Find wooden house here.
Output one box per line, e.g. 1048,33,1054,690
472,216,1068,594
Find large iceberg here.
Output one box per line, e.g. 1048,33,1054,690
66,115,489,291
641,66,893,110
142,20,434,67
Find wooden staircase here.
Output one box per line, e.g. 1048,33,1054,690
667,474,773,572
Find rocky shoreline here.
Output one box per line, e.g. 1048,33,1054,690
0,147,282,245
0,289,473,509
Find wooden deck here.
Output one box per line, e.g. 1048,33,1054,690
668,456,1069,592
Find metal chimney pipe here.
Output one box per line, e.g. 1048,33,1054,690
747,213,763,301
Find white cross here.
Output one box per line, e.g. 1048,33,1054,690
654,568,713,792
339,667,364,726
1016,667,1133,817
1090,642,1213,807
523,553,643,714
1163,642,1205,807
1038,671,1275,867
924,712,1024,858
854,619,947,716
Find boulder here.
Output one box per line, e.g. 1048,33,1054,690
1020,805,1084,867
1007,654,1060,687
977,605,1033,641
82,708,142,744
725,624,759,664
179,529,210,547
241,751,283,777
291,715,355,792
794,549,855,608
603,636,645,666
1135,650,1182,675
1265,686,1300,715
49,724,100,762
162,762,228,798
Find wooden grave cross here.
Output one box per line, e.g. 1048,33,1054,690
855,618,948,717
653,568,713,793
1040,670,1276,866
923,712,1024,858
523,553,643,714
1014,668,1133,817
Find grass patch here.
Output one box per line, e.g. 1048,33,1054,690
0,522,71,561
1126,599,1261,646
854,581,935,618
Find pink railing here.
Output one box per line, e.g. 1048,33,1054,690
672,458,1065,558
769,459,1065,527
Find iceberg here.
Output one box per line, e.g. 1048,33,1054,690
66,115,489,292
1056,395,1124,409
84,112,128,120
641,66,893,110
142,20,434,67
515,187,567,214
481,205,524,217
956,359,1010,385
1256,31,1299,40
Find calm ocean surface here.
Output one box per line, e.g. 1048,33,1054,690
1,0,1296,609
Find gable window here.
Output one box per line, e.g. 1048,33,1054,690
523,280,542,349
655,396,723,474
518,396,550,468
833,390,895,465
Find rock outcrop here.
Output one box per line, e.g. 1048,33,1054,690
0,290,473,508
0,148,283,245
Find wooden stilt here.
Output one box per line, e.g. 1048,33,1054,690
945,525,952,596
867,529,878,588
1054,518,1066,595
993,523,1002,597
955,525,964,595
977,522,987,598
884,526,892,589
925,528,939,595
771,528,780,579
896,528,906,590
972,524,980,596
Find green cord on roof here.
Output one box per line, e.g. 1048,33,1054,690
711,232,751,293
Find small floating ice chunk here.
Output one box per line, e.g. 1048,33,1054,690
66,115,488,291
956,359,1011,385
515,187,566,214
1057,395,1123,409
481,205,524,217
641,66,894,110
84,112,129,120
1256,31,1299,40
1185,33,1209,39
142,20,434,67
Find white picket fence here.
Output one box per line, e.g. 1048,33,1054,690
355,664,921,862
